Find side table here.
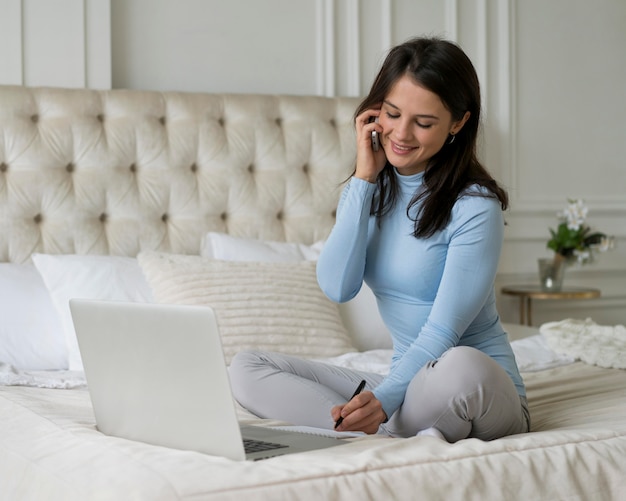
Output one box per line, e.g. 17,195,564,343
500,285,601,326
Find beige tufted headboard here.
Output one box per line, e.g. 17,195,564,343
0,86,360,263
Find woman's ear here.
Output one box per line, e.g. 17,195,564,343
451,111,471,135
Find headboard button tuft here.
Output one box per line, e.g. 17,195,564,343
0,162,7,172
66,163,75,173
159,116,166,125
99,213,108,223
161,213,169,223
190,163,198,173
129,163,137,173
97,114,104,122
33,214,43,224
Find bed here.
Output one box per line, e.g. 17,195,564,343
1,85,625,500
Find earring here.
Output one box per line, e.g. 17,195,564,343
447,133,456,145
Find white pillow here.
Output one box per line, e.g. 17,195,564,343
32,254,154,371
510,334,576,372
200,232,392,351
137,252,357,364
0,263,67,370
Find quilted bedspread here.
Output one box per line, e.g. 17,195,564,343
1,362,625,500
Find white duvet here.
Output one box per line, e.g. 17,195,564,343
1,361,625,500
1,335,626,500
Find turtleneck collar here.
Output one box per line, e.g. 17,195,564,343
394,168,424,194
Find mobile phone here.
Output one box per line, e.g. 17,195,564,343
370,117,380,152
371,130,380,152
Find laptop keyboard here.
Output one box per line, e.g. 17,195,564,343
243,438,289,454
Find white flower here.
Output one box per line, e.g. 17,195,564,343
559,199,588,231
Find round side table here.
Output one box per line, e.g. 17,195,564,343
500,285,601,326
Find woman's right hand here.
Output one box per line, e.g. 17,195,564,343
331,391,387,434
354,108,387,183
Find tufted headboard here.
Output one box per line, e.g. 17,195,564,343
0,86,360,263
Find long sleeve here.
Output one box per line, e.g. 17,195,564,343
317,170,525,420
371,195,507,415
316,177,377,303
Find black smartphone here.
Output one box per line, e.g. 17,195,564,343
370,117,380,152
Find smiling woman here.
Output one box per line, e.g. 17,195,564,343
353,37,508,239
230,37,526,443
373,75,469,176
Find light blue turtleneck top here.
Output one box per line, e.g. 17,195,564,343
316,171,525,418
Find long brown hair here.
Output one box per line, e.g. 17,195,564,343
355,37,508,238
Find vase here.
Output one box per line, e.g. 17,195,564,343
537,257,566,292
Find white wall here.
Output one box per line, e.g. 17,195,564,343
490,0,626,326
109,0,454,96
1,0,625,326
0,0,111,88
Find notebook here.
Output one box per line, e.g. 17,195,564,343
69,299,347,461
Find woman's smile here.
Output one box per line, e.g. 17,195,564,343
378,74,464,175
390,140,418,156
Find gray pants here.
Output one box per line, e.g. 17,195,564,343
229,346,530,442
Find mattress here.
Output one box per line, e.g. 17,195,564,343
1,360,625,500
0,85,623,501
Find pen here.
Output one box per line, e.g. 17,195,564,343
334,379,367,429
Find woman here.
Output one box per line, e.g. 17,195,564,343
230,37,529,442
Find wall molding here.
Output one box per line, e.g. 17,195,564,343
445,0,458,42
345,0,360,97
505,0,626,213
0,0,110,89
315,0,335,96
317,0,394,98
380,0,392,49
84,0,111,89
0,0,23,85
475,0,488,107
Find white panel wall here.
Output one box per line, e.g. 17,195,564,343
85,0,112,88
514,0,626,210
111,0,320,94
1,0,624,326
23,0,86,87
489,0,626,327
0,0,23,85
0,0,111,89
109,0,454,97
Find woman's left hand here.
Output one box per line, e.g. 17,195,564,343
331,391,387,434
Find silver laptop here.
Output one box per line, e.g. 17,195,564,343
69,299,344,461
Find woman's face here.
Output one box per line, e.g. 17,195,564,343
378,74,469,175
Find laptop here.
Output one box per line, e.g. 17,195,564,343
69,299,346,461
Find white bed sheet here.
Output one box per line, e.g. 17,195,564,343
1,360,625,500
